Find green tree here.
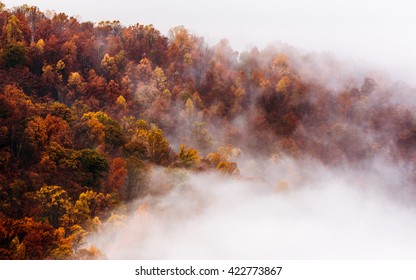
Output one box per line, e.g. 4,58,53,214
35,185,72,228
72,190,113,230
81,112,126,148
79,149,109,186
1,15,29,68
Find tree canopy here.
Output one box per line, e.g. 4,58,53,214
1,3,416,259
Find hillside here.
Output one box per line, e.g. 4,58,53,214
1,3,416,259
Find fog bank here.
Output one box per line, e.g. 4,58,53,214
88,158,416,259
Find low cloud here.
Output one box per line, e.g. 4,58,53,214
87,157,416,259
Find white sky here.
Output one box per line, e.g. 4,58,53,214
2,0,416,84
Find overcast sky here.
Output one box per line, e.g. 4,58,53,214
2,0,416,84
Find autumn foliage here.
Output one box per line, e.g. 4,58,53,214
1,3,416,259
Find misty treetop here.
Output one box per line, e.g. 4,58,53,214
1,3,416,259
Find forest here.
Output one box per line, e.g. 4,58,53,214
1,3,416,259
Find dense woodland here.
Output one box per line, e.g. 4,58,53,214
1,3,416,259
